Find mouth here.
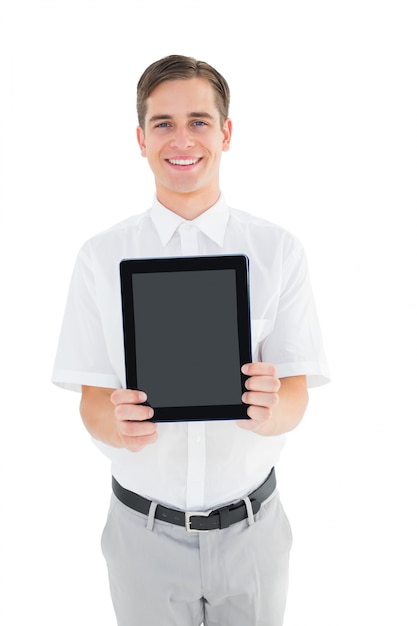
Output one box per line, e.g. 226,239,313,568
166,157,202,167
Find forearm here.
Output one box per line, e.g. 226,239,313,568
269,376,309,436
79,386,123,448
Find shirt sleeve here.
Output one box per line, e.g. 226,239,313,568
51,243,122,392
260,245,330,388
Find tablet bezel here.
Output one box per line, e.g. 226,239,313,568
120,254,252,422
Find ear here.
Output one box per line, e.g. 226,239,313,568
136,126,147,157
222,118,232,152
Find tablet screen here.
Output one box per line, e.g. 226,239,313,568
120,255,252,422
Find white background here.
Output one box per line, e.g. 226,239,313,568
1,1,416,624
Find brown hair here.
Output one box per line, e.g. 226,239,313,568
136,54,230,127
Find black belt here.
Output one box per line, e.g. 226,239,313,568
112,468,276,532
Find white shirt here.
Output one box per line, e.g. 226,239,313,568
52,195,329,510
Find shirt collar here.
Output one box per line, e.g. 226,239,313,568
150,194,230,248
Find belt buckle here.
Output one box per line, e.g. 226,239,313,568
185,510,212,533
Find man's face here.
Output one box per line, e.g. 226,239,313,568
137,78,232,209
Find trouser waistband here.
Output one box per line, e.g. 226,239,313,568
112,468,276,532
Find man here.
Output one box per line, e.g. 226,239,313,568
52,55,329,626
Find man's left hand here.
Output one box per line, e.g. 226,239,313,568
238,363,308,436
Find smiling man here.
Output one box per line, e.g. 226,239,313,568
137,74,232,216
52,55,329,626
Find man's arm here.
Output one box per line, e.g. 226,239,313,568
239,363,308,436
80,362,306,450
80,386,157,451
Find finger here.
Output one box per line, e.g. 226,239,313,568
238,406,271,431
242,362,277,377
111,388,148,406
246,403,274,421
242,391,279,410
244,376,281,393
119,419,157,438
122,432,158,453
115,403,154,422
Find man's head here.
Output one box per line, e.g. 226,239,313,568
135,55,232,217
136,55,230,128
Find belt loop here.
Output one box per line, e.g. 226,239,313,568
146,501,158,532
243,496,255,526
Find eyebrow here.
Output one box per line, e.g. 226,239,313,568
148,112,215,123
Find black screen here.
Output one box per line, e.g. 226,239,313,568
132,269,242,407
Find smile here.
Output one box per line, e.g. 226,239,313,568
167,158,201,166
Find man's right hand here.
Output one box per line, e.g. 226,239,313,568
80,386,158,452
111,388,157,452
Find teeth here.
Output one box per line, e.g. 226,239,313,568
168,158,199,166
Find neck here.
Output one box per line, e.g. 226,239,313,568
155,187,221,220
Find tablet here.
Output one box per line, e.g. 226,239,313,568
120,254,252,422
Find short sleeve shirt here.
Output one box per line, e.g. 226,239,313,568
52,195,330,510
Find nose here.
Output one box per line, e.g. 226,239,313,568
170,125,194,149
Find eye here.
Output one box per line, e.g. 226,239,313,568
155,122,171,128
191,120,207,127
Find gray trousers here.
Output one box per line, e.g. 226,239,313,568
101,489,292,626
